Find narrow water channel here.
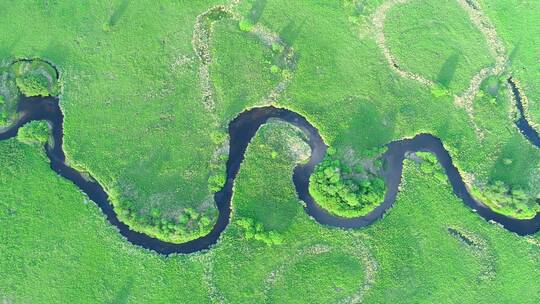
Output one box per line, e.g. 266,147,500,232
1,78,539,254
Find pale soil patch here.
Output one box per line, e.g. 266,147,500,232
372,0,434,88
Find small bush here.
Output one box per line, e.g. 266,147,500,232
281,69,293,79
431,85,450,97
208,173,226,193
270,65,281,74
271,42,285,54
238,19,254,32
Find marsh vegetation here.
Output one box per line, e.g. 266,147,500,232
1,0,540,303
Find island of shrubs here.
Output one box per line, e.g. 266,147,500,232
236,217,284,246
11,59,60,98
112,193,218,244
0,59,61,126
309,147,386,218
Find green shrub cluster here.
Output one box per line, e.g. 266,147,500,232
207,152,227,193
271,42,284,54
471,181,540,219
414,153,539,219
342,0,366,25
415,151,447,184
236,217,284,246
16,73,51,97
431,85,451,97
309,149,386,218
17,121,49,145
113,195,217,243
267,37,293,79
238,19,254,32
208,173,226,193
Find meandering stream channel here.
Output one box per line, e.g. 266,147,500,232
1,79,539,254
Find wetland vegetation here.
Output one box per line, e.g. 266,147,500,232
1,0,539,303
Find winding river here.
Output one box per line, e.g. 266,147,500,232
1,79,539,254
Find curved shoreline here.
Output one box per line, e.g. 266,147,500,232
1,83,540,254
508,77,540,147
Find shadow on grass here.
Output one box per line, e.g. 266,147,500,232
109,277,134,304
508,42,521,66
436,53,460,88
108,0,130,28
43,39,71,66
247,0,267,24
279,19,306,46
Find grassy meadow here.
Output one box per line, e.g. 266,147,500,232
476,0,540,130
1,0,538,239
0,0,229,242
234,0,540,217
383,0,495,94
1,0,540,302
1,127,539,303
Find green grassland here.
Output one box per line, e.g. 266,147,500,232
210,19,285,123
1,0,539,240
0,0,229,243
0,139,212,304
237,0,540,218
1,0,540,302
476,0,540,130
384,0,495,94
1,126,539,303
467,79,540,217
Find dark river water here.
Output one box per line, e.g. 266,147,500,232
1,79,539,254
508,77,540,147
